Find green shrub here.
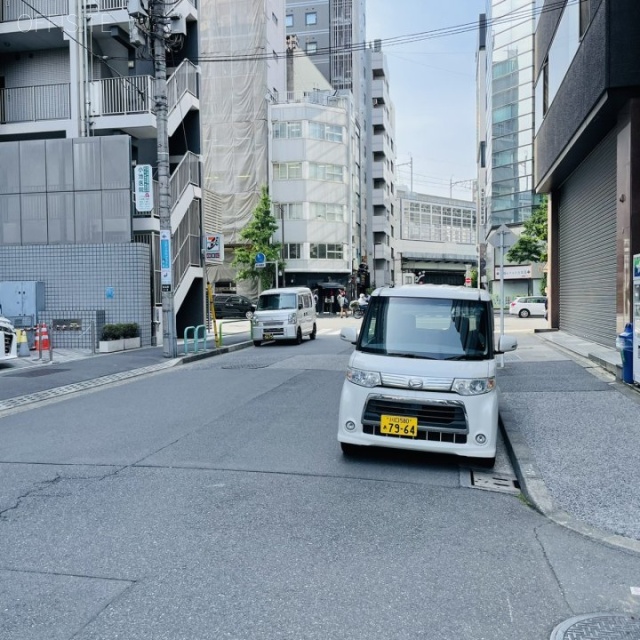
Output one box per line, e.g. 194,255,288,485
101,323,139,341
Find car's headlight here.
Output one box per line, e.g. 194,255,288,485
346,367,381,388
288,313,297,324
451,377,496,396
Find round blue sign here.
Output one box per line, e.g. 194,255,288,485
255,252,266,264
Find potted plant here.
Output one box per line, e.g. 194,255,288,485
122,323,140,350
98,323,140,353
99,324,125,353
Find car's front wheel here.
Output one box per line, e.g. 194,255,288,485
295,327,303,344
309,323,317,340
245,310,253,319
253,340,261,347
519,309,530,318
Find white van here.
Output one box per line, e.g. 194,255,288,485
337,285,517,467
252,287,317,346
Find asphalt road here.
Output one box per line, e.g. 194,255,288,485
1,320,640,640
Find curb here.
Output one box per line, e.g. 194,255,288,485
180,339,253,364
500,413,640,555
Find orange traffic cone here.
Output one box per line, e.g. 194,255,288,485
32,325,40,351
40,323,50,350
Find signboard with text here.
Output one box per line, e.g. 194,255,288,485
494,265,533,280
134,164,154,212
204,233,224,263
160,230,172,291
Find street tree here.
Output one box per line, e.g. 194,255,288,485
232,186,282,290
507,195,548,293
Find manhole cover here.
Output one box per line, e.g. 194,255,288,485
7,367,69,378
550,613,640,639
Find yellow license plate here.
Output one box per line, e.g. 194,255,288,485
380,415,418,437
264,333,273,340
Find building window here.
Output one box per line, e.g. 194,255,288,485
273,121,302,138
309,163,343,182
285,14,293,27
305,11,317,25
284,243,301,259
310,202,345,221
275,203,304,219
306,41,317,54
273,162,302,180
310,243,343,259
309,121,343,143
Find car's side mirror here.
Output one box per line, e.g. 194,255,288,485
496,334,518,353
340,327,358,344
298,303,303,310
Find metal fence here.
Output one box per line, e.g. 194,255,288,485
0,83,71,122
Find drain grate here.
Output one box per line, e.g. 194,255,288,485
550,613,640,639
6,367,70,378
471,471,520,494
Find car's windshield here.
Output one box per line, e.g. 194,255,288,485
257,293,297,310
357,295,493,360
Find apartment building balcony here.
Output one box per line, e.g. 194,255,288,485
90,61,199,138
372,214,391,235
0,83,71,137
374,243,392,262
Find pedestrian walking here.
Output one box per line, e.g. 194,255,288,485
337,289,349,318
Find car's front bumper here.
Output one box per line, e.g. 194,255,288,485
337,380,499,459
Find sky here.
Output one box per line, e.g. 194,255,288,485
366,0,486,200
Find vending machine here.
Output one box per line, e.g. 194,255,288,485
633,254,640,384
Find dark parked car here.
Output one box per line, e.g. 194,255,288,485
213,294,256,319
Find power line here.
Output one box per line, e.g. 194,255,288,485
189,0,575,64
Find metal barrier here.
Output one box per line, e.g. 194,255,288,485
216,318,252,348
183,325,207,354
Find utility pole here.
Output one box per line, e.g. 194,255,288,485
279,204,285,288
152,0,177,358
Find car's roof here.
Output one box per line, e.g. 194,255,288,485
260,287,312,295
372,284,492,302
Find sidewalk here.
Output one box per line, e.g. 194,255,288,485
499,329,640,552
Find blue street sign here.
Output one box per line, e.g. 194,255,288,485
255,252,266,265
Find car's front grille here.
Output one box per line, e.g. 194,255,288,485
363,396,468,432
362,423,467,444
264,328,285,336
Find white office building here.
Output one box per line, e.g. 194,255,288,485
396,189,477,286
269,89,356,290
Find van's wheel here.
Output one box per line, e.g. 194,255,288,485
295,327,303,344
341,442,361,456
519,309,530,318
253,340,261,347
309,323,317,340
